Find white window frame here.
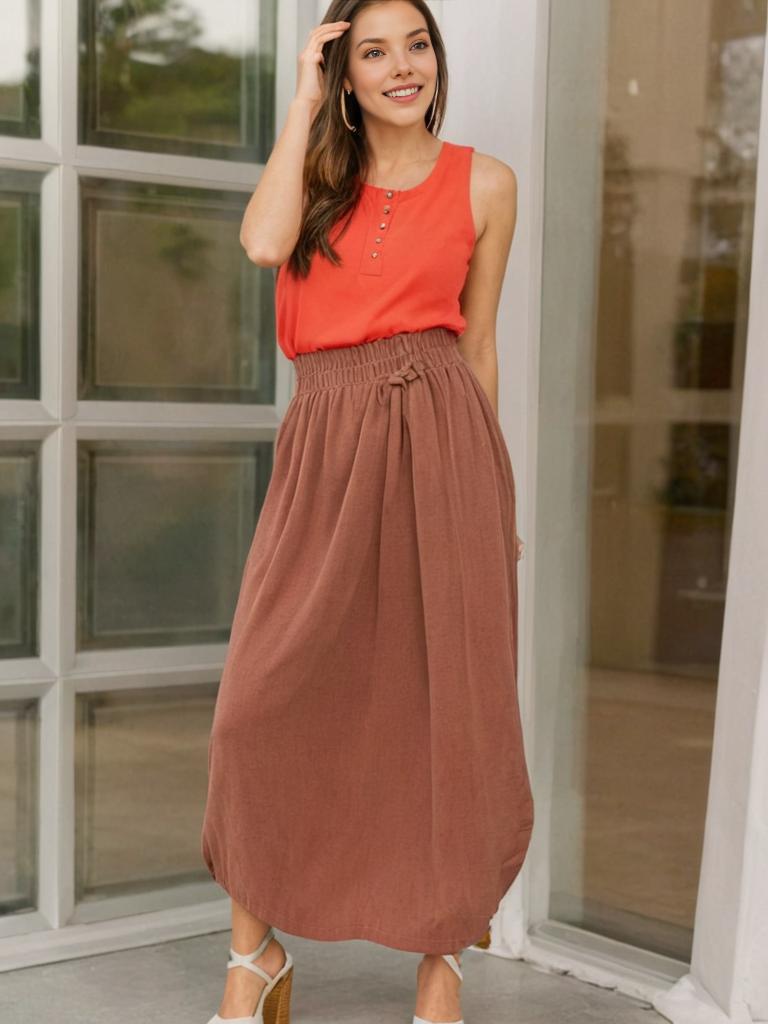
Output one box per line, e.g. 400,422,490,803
0,0,309,968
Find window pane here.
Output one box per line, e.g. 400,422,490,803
75,683,216,901
0,0,41,139
0,171,42,400
78,177,275,404
0,443,39,659
76,441,273,650
0,699,38,915
540,0,766,960
79,0,277,162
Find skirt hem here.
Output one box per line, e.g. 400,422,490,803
207,868,496,955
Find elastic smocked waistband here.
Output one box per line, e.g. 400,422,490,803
292,327,461,393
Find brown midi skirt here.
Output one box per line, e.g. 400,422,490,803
200,327,534,954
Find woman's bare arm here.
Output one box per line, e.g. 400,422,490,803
240,98,316,266
240,19,351,267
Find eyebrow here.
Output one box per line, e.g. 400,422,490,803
356,27,429,49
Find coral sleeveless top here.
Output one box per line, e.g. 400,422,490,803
275,140,476,360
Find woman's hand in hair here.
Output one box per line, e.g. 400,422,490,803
296,20,351,118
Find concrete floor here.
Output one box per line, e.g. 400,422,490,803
0,927,664,1024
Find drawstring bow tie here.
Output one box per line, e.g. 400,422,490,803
376,358,426,406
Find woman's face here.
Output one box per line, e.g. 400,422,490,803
343,2,437,127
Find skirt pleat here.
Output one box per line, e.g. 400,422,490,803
201,327,534,954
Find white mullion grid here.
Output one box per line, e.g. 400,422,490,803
42,163,65,420
57,0,75,161
42,0,63,154
0,0,302,958
35,422,73,929
62,0,290,929
75,404,283,431
73,145,271,189
38,666,74,929
73,643,230,677
0,139,60,163
58,164,78,425
66,663,224,696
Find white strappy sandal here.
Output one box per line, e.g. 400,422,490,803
206,924,294,1024
413,952,464,1024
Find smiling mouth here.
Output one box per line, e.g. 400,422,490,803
383,85,424,98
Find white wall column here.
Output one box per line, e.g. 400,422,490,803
437,0,548,956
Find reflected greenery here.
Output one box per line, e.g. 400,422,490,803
0,0,41,138
0,173,41,399
0,445,39,659
79,0,276,161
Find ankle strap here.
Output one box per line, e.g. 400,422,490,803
442,953,463,981
227,925,275,981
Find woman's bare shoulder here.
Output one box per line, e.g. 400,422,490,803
468,150,518,238
470,149,517,197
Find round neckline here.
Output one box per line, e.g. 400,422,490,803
359,140,449,197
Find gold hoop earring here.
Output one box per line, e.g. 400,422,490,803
341,87,357,133
427,78,439,132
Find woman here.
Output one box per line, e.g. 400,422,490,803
200,2,534,1022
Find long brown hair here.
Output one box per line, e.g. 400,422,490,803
284,0,448,279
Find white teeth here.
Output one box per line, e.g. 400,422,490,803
385,86,420,98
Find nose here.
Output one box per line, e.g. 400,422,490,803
392,54,416,76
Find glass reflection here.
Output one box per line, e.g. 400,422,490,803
0,0,41,138
75,684,217,901
78,177,276,404
0,444,39,659
542,0,766,960
76,440,273,650
0,171,42,400
0,699,38,915
79,0,277,161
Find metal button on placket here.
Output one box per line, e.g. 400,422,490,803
371,203,390,259
361,191,396,273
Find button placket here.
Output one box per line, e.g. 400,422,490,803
359,188,400,276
